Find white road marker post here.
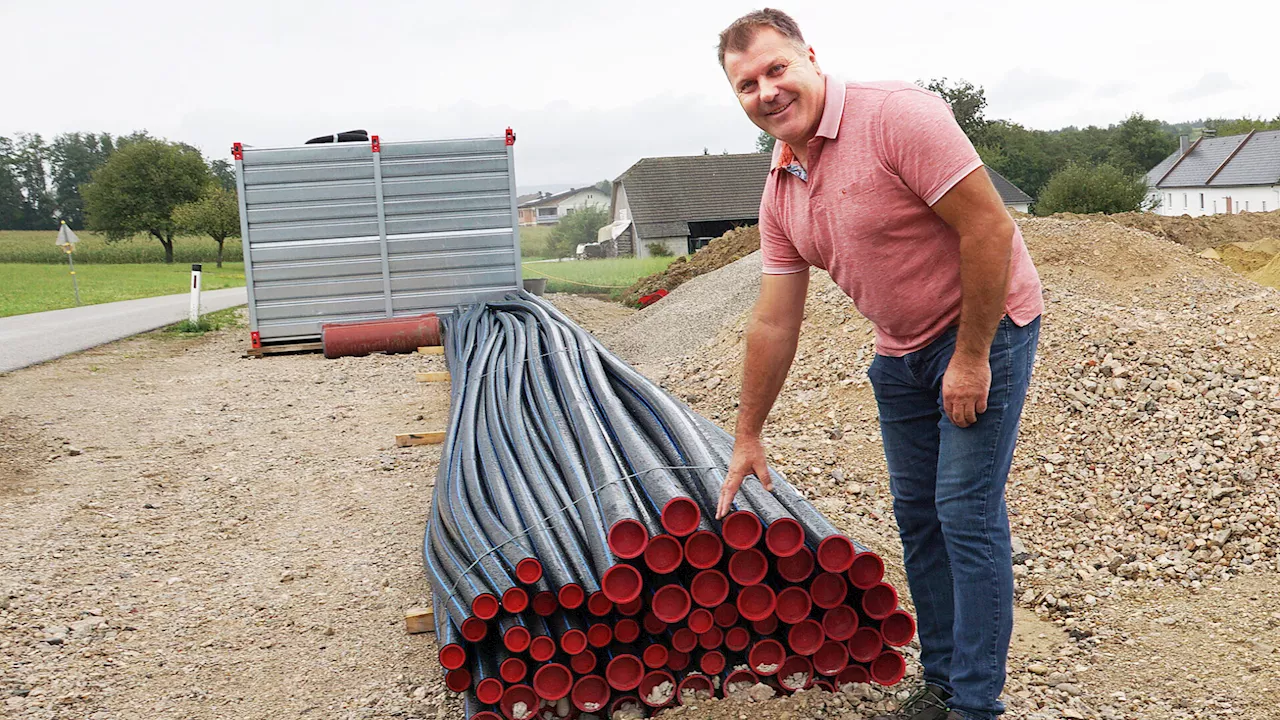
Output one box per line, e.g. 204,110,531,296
189,263,203,324
55,221,81,306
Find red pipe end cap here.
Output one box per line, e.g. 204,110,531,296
688,607,714,634
848,627,884,663
571,675,610,713
725,626,751,652
666,649,691,671
501,657,528,684
775,586,813,625
725,668,759,689
533,663,573,701
609,695,643,718
644,534,684,574
871,650,907,686
690,569,729,608
748,639,786,675
445,668,472,693
608,519,650,560
778,656,813,691
587,591,614,618
638,670,677,708
684,531,724,569
652,584,692,624
615,618,641,644
503,626,531,653
671,627,697,653
571,651,598,675
439,643,466,670
817,535,856,574
477,677,504,705
881,610,918,647
728,548,769,586
751,615,779,636
616,596,643,616
560,628,587,655
461,617,488,643
848,551,886,589
661,496,701,537
587,622,613,648
558,583,586,610
822,605,860,642
516,558,543,585
776,546,816,584
500,684,538,720
765,517,805,557
642,611,668,635
677,674,714,704
722,511,762,550
529,635,557,662
502,587,529,614
736,583,777,622
787,619,825,656
714,602,739,628
700,649,727,675
836,664,871,687
861,582,899,620
810,571,849,609
472,593,500,621
605,654,644,692
602,565,643,605
473,712,503,720
813,679,834,693
814,640,850,676
531,591,558,617
642,644,669,669
698,626,724,651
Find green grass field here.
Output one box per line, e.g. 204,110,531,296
0,229,242,264
519,225,555,260
0,263,245,318
521,256,676,298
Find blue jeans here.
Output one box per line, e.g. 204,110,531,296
868,316,1040,720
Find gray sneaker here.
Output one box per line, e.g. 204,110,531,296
871,684,952,720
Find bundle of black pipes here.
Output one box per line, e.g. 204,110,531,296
425,293,916,720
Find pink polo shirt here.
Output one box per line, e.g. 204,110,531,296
760,75,1043,356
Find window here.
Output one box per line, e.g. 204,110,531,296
1214,200,1218,213
1245,201,1250,211
1264,201,1269,211
1183,193,1188,207
537,207,557,217
1200,193,1204,209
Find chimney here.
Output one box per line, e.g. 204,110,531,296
1179,135,1190,155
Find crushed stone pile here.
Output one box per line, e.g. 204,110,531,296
1070,209,1280,252
621,225,761,306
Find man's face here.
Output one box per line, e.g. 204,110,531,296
723,28,824,147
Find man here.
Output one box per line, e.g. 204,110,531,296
714,9,1043,720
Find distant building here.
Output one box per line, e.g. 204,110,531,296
986,167,1033,214
517,187,610,226
1146,131,1280,216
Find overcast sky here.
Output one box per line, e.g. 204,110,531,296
4,0,1278,190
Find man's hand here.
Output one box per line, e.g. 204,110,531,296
942,351,991,428
716,436,774,520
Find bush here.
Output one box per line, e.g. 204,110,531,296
1034,163,1150,216
646,242,673,257
547,206,609,258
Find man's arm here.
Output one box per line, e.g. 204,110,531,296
930,167,1016,428
716,270,809,519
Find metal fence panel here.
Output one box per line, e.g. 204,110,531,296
234,132,522,343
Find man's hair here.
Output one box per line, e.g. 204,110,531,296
717,8,806,68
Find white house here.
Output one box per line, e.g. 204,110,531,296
517,186,609,226
1146,130,1280,217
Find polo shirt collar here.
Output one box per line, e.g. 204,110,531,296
772,74,845,171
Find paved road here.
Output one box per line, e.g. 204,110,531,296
0,288,247,374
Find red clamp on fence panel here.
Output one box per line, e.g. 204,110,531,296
250,331,261,349
232,142,243,160
371,135,381,152
505,127,516,146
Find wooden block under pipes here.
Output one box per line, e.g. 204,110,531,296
417,346,444,355
404,607,435,634
415,371,450,383
395,431,446,447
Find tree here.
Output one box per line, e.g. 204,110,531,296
547,205,609,258
594,179,612,196
1208,116,1280,136
920,78,990,142
83,139,209,263
2,134,57,230
756,131,776,153
209,159,238,192
0,146,23,229
49,132,115,229
1107,114,1178,175
173,186,240,268
1033,163,1150,216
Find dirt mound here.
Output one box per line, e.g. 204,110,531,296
1217,241,1278,274
1250,252,1280,287
1070,209,1280,252
621,224,761,305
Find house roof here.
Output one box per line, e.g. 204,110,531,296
516,193,541,205
985,167,1033,205
518,186,607,208
617,153,772,239
1146,130,1280,188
